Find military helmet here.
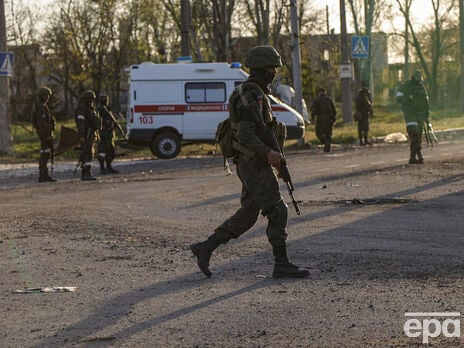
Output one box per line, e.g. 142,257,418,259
81,90,96,102
99,94,109,105
37,86,52,97
245,45,282,69
412,69,422,81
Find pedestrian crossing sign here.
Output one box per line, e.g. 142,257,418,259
0,52,15,76
351,36,369,59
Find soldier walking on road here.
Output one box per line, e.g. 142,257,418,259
190,45,310,279
396,69,430,164
97,94,121,174
32,86,57,183
75,90,102,180
355,86,373,145
310,87,337,152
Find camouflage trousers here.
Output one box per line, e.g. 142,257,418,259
406,122,423,153
97,130,116,162
357,115,369,142
315,116,334,145
214,155,288,248
79,131,98,166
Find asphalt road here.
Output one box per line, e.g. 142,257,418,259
1,139,464,347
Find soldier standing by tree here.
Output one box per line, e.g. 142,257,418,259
75,90,101,180
32,86,57,183
190,45,310,279
310,87,337,152
96,94,121,174
396,69,430,164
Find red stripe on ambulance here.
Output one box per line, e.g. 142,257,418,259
134,104,287,113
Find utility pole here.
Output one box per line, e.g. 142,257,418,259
0,0,13,155
180,0,191,59
289,0,304,146
404,3,409,81
339,0,352,124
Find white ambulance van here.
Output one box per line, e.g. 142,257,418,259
126,62,305,159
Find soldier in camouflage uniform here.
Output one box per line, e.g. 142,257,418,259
355,86,373,145
190,46,310,279
396,70,430,164
75,90,101,180
310,87,337,152
32,86,57,183
97,94,119,174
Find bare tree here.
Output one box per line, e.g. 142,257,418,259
346,0,392,91
396,0,457,102
241,0,287,47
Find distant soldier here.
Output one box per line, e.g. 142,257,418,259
396,69,430,164
32,86,57,183
75,90,101,180
310,87,337,152
97,95,122,174
355,86,373,145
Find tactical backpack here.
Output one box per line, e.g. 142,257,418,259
215,92,240,172
216,117,237,160
215,82,262,170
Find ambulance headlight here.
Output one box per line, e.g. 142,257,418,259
230,62,242,69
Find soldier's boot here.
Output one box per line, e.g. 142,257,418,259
39,169,57,182
272,246,310,278
323,142,331,153
81,165,97,181
408,149,419,164
190,234,222,278
106,160,119,174
417,149,424,164
98,156,107,175
38,153,56,183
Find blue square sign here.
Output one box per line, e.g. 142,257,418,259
0,52,14,76
351,36,369,59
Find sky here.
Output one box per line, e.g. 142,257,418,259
314,0,435,33
22,0,435,34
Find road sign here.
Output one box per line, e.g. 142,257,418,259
0,52,14,76
351,36,369,59
340,64,352,78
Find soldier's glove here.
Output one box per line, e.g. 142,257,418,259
267,150,282,166
273,164,283,178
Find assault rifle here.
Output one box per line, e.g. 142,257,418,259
243,100,301,215
102,106,125,138
424,122,439,147
50,135,54,175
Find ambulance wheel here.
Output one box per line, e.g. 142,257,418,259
151,132,181,159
